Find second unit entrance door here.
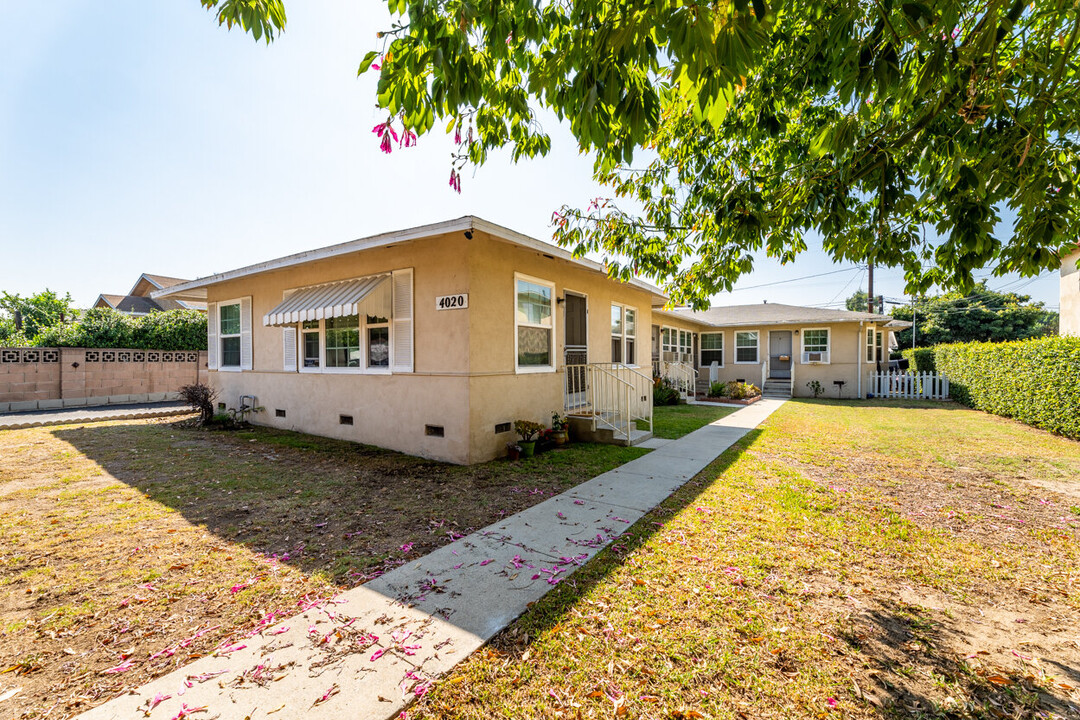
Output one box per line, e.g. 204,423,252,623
769,330,792,379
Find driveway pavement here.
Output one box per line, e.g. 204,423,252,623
0,402,190,430
78,398,787,720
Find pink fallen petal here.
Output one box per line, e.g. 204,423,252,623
148,693,172,710
478,559,494,566
826,697,838,708
267,626,290,636
169,704,208,720
370,648,386,662
102,659,135,674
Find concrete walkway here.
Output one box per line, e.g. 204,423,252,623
0,402,191,430
79,399,787,720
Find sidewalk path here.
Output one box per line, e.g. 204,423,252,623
79,399,787,720
0,402,191,430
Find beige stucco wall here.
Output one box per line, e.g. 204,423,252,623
653,320,883,399
1062,249,1080,337
464,232,658,461
204,230,660,464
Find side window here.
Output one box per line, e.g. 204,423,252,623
219,303,241,368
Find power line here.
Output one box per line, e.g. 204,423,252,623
729,266,865,292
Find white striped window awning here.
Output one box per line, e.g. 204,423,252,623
263,274,390,326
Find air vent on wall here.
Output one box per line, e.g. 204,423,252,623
495,422,511,434
275,409,286,418
425,425,445,437
340,414,353,426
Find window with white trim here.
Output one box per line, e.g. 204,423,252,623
515,275,555,371
219,303,242,368
866,327,875,363
801,328,830,363
866,327,884,363
325,315,361,368
661,327,677,355
302,320,320,368
700,333,723,367
735,331,759,363
679,330,691,360
610,304,638,364
366,314,390,368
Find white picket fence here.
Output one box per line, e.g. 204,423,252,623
870,371,950,400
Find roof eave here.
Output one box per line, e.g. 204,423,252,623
153,216,669,304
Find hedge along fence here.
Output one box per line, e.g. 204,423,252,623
30,308,207,351
930,336,1080,439
901,347,937,373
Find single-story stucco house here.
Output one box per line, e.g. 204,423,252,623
651,304,908,400
94,273,207,315
153,217,905,464
1061,248,1079,337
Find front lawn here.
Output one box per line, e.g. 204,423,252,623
650,403,738,439
0,419,646,718
410,399,1080,720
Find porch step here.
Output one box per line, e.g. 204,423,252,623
567,415,653,447
762,379,792,399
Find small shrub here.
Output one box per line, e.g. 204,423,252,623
806,380,824,398
178,383,218,425
727,382,760,400
707,381,727,397
652,377,680,406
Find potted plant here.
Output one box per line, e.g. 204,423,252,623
550,412,569,446
513,420,545,457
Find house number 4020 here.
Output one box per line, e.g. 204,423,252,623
435,294,468,310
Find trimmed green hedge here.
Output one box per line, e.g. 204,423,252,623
901,347,937,373
930,336,1080,439
31,308,207,351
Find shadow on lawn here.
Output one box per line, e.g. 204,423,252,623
50,421,644,584
843,603,1078,718
787,397,970,411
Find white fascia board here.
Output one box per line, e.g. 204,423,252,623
153,215,670,305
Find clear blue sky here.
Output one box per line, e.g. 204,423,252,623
0,1,1060,311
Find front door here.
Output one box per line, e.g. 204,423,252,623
769,330,792,379
564,293,588,403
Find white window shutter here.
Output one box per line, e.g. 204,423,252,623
392,269,414,373
207,302,219,370
240,296,253,370
282,327,297,372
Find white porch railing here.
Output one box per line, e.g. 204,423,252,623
870,371,950,400
564,363,653,441
661,360,697,401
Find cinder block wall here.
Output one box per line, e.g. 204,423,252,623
0,347,208,412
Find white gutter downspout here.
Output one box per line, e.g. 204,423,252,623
857,321,863,399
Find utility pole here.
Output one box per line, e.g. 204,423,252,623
867,262,874,314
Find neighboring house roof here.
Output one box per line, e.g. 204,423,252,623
96,273,207,315
94,294,163,314
659,303,911,329
151,216,668,304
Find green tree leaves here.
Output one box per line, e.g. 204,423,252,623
206,0,1080,306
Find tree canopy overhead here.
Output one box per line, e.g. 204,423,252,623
203,0,1080,306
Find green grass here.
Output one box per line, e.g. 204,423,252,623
411,400,1080,720
0,419,647,717
649,403,738,439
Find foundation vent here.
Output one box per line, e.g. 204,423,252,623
339,414,353,426
425,424,445,437
495,422,511,434
275,409,286,418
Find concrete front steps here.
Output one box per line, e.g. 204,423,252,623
762,378,793,399
568,413,653,447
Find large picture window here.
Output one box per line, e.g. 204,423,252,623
219,303,241,368
515,275,555,371
700,333,723,367
735,331,759,363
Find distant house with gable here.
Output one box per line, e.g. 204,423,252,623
94,273,207,316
